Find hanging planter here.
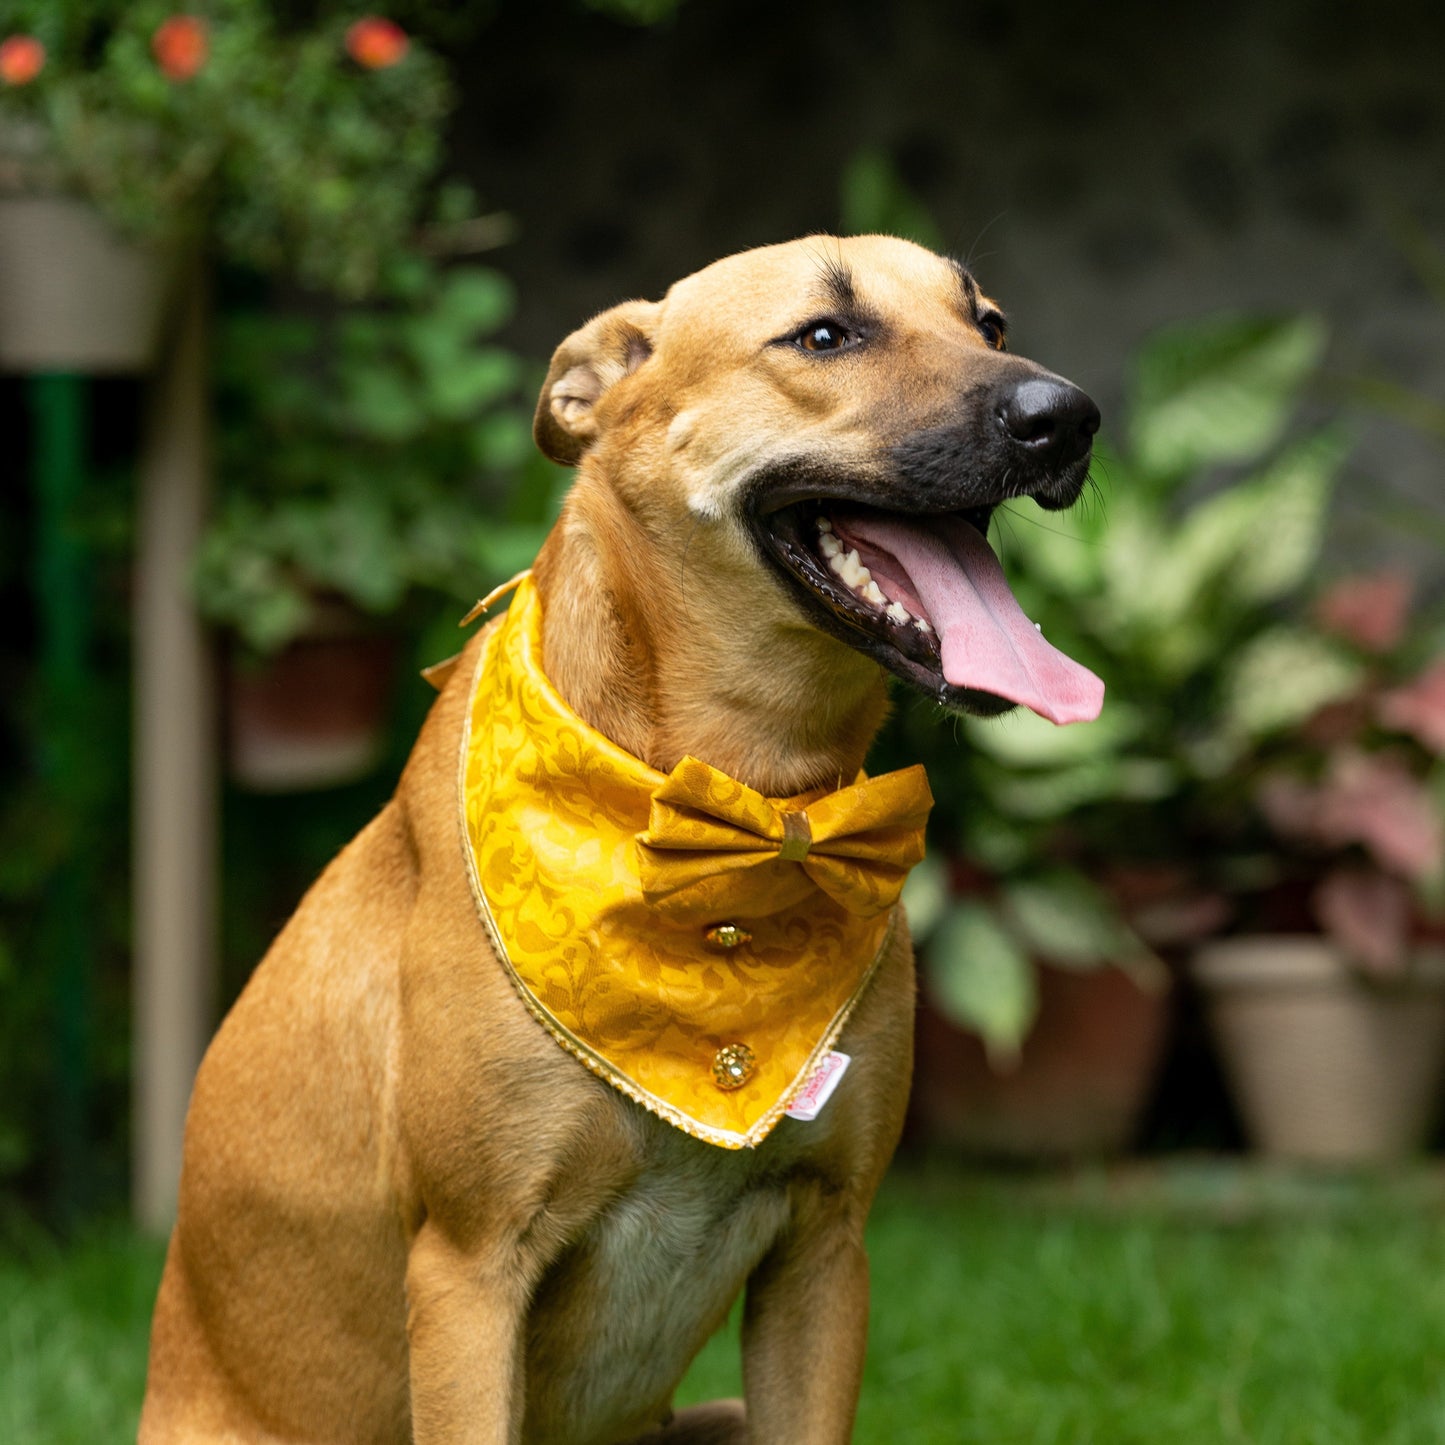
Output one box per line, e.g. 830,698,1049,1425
224,608,399,792
0,194,174,373
1192,935,1445,1165
0,10,456,304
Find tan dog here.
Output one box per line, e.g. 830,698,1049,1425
140,235,1101,1444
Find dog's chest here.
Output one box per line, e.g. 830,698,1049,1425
520,1117,811,1444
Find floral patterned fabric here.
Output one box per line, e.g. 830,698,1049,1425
458,575,933,1148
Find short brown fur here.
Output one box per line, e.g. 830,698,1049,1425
141,236,1042,1444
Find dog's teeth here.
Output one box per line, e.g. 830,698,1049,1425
824,540,891,607
886,601,909,624
914,617,932,634
1034,622,1043,632
816,516,833,534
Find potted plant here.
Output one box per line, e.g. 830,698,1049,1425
883,308,1351,1157
901,851,1171,1159
1184,232,1445,1165
0,0,457,370
1188,566,1445,1164
195,259,560,788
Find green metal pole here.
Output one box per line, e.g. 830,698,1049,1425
29,371,92,1229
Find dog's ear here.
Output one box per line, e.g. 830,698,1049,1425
534,300,659,465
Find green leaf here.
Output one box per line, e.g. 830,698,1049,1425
1000,871,1158,977
993,489,1107,600
1228,429,1345,605
1096,491,1171,634
1223,626,1365,738
1092,428,1341,682
233,585,312,655
839,147,945,251
475,522,550,580
959,814,1033,874
1128,430,1336,633
0,1120,30,1176
1128,313,1327,477
506,455,574,526
381,254,437,302
925,902,1037,1061
982,760,1126,821
901,853,951,941
438,267,516,336
582,0,687,24
470,412,535,471
965,701,1142,769
337,364,424,441
428,350,521,420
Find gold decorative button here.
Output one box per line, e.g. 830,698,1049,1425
712,1043,756,1091
704,923,752,950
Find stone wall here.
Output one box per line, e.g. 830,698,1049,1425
456,0,1445,579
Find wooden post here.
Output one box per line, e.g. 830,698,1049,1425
132,262,217,1233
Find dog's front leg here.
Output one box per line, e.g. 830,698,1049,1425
405,1221,531,1444
739,1197,871,1444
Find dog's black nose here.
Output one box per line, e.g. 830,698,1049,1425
996,377,1100,468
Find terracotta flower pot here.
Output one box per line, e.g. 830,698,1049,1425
0,195,174,373
1192,935,1445,1165
226,625,400,792
910,963,1172,1160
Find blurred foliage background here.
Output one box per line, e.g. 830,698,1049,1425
1,0,1443,1232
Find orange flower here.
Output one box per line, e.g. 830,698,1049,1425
152,16,208,81
345,16,409,69
0,34,46,85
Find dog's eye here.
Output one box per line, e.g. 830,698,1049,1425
978,314,1008,351
798,321,851,353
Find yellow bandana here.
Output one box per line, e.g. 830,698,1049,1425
458,575,933,1148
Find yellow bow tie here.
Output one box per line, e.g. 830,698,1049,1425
636,755,932,920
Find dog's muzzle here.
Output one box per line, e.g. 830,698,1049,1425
994,376,1100,506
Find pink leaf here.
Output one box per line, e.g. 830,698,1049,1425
1316,750,1444,880
1313,865,1411,974
1314,569,1413,653
1256,773,1325,841
1378,658,1445,754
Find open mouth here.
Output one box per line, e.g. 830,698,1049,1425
751,492,1105,725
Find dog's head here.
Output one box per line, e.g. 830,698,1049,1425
534,234,1103,727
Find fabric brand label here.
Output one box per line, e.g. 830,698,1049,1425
785,1051,851,1121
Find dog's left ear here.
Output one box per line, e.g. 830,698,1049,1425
534,300,660,465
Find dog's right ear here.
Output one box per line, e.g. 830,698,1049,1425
534,300,660,465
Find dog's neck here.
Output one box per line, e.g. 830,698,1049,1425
531,484,890,798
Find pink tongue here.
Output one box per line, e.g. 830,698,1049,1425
842,514,1104,725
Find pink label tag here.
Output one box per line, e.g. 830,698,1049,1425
786,1051,851,1122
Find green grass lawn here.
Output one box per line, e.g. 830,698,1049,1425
5,1163,1445,1443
